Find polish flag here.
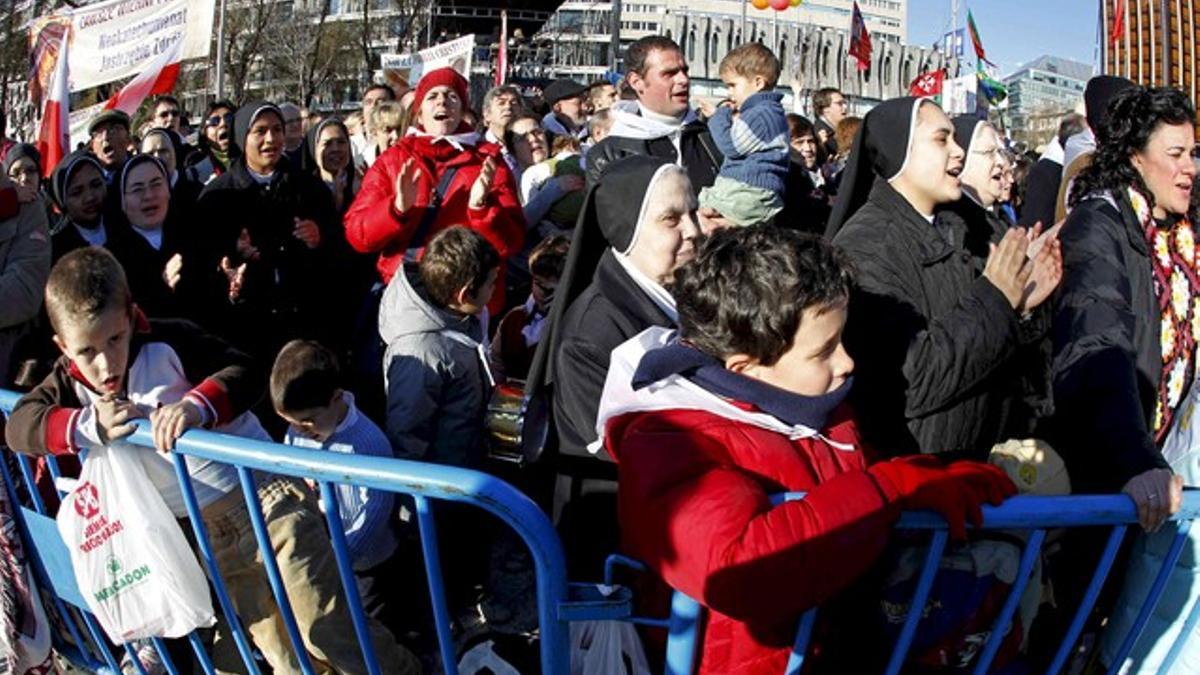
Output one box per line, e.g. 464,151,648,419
36,30,69,178
104,37,183,115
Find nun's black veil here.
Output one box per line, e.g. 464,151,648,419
526,154,675,396
951,115,985,161
825,97,930,238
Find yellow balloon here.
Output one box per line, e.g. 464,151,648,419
790,0,802,6
752,0,769,9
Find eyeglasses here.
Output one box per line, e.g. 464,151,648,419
972,146,1007,161
207,113,233,127
156,109,181,119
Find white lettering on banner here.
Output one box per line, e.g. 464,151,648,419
33,0,214,93
380,34,475,92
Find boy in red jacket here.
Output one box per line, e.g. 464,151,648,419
598,225,1017,674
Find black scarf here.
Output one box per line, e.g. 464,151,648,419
632,338,853,431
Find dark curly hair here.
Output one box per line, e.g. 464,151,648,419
1069,86,1195,211
673,226,853,366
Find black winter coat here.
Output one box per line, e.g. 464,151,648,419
107,212,221,327
553,251,675,462
1048,192,1170,492
939,195,1054,437
196,159,344,356
1018,158,1063,229
584,121,722,195
833,180,1023,458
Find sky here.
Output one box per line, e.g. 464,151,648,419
906,0,1101,77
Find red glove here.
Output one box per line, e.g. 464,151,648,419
870,456,1017,540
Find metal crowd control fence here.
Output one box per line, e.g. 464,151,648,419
3,386,1200,674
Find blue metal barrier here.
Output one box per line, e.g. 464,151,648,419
0,388,580,675
4,385,1200,675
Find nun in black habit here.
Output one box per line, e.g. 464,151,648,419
529,154,700,573
829,97,1061,460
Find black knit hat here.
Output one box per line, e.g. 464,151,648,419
49,150,104,210
233,101,283,156
1084,75,1135,132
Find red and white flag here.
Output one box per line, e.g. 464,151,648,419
910,69,945,97
36,30,69,178
104,37,182,115
495,10,508,86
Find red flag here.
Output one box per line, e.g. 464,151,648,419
1110,0,1125,46
849,2,872,72
910,69,945,97
36,30,69,179
104,38,182,115
495,10,508,86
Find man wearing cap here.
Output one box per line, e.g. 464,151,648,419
88,110,131,180
542,78,590,144
585,35,722,222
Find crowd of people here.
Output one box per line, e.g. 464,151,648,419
1,31,1198,675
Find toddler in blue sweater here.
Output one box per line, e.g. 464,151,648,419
699,42,790,227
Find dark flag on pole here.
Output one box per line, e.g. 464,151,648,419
849,1,872,72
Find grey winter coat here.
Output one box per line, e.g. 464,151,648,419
380,262,491,467
0,198,50,385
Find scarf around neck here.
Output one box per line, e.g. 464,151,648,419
1132,185,1200,443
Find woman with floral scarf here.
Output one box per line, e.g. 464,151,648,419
1050,85,1195,534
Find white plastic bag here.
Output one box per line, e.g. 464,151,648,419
569,620,651,675
56,443,215,642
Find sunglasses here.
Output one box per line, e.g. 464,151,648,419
207,113,233,127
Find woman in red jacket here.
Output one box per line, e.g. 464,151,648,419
599,226,1016,674
344,68,526,311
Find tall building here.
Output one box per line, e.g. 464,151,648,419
1002,55,1092,149
1103,0,1200,104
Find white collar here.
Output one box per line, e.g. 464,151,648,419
613,251,678,324
405,126,481,151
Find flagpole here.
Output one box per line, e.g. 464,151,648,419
214,0,227,98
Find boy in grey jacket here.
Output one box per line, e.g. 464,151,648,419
380,226,500,468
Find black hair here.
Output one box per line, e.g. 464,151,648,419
153,95,180,111
207,99,236,117
673,226,853,366
1069,86,1195,210
364,83,395,101
625,35,682,77
270,340,341,412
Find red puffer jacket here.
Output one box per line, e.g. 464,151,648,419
343,134,526,311
606,405,904,674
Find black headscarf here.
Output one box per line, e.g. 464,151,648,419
952,116,985,160
306,117,351,175
117,154,169,215
528,154,679,393
233,101,283,159
141,128,187,173
2,143,41,177
825,97,930,238
49,150,105,212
